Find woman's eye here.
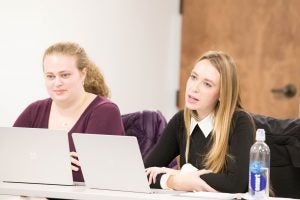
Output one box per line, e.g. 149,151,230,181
61,73,71,78
190,74,197,80
204,82,212,87
46,75,55,80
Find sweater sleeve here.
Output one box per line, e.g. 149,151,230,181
144,112,182,188
201,111,255,193
85,102,125,136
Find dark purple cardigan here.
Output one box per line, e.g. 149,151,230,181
14,96,125,182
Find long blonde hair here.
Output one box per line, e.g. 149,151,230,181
184,50,242,173
43,42,110,97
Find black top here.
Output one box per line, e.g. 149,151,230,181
144,110,254,193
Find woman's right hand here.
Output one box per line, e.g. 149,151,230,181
145,167,179,184
70,151,80,171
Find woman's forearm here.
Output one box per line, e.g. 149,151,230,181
166,173,217,192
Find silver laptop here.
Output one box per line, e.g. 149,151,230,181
0,127,73,185
72,133,152,193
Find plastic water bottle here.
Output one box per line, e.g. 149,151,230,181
249,129,270,199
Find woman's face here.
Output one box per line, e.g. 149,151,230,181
43,54,86,104
185,59,221,118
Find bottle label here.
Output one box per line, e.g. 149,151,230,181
249,161,267,192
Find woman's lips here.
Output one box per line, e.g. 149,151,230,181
187,95,199,104
53,90,66,95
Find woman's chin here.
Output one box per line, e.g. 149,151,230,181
185,103,199,110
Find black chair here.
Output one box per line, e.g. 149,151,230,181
252,114,300,198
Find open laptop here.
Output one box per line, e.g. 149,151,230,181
0,127,73,186
72,133,159,193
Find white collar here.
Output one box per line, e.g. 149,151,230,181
190,113,214,138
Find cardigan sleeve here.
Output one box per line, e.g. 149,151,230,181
201,111,255,193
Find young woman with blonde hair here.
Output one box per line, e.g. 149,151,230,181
145,50,255,193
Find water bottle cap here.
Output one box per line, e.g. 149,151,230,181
256,129,265,141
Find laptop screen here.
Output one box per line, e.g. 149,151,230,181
0,127,73,185
72,133,151,193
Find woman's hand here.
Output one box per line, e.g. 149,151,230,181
70,151,80,171
167,169,216,192
145,167,179,184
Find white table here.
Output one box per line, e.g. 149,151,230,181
0,182,297,200
0,182,183,200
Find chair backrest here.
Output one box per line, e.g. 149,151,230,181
122,110,177,168
252,114,300,198
122,110,167,159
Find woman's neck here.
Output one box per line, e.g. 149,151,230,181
194,110,214,121
53,92,89,115
49,92,96,131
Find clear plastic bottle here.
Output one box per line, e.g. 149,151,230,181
249,129,270,199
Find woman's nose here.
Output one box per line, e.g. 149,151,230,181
191,82,200,92
54,77,63,86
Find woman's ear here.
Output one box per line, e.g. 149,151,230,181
80,67,87,80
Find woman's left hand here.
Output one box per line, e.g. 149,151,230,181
167,169,216,192
70,151,80,171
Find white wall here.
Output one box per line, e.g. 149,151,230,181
0,0,181,126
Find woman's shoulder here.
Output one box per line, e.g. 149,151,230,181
31,98,52,106
231,109,255,135
89,96,121,113
25,98,52,112
13,98,51,127
170,110,184,121
233,109,253,121
167,110,185,128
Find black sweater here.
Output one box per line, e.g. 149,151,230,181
144,110,254,193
